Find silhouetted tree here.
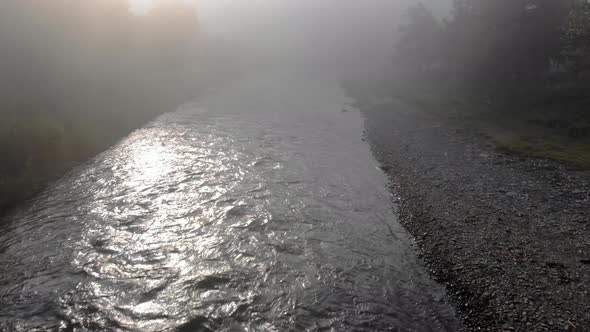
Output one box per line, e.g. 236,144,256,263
562,0,590,78
393,0,575,99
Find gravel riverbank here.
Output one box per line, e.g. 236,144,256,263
361,99,590,331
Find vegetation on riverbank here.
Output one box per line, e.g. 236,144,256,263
0,0,199,214
361,101,590,331
374,0,590,169
386,90,590,169
343,2,590,328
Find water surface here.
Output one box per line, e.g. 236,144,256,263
0,73,460,331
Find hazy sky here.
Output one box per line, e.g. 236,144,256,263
132,0,453,73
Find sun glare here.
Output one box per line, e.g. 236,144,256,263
129,0,154,14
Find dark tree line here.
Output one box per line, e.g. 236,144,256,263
393,0,590,104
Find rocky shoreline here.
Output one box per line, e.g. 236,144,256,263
361,99,590,331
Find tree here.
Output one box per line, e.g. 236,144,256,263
393,4,442,77
562,0,590,77
392,0,573,97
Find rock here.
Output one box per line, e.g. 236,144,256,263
380,165,393,172
545,261,566,269
360,100,590,332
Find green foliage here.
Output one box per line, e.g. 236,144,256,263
562,0,590,75
495,136,590,169
394,0,572,94
396,3,441,61
391,0,590,169
0,115,63,173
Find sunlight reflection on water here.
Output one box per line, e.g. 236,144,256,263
0,73,461,332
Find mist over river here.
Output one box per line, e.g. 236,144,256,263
0,73,461,331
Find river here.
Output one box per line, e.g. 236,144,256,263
0,73,461,331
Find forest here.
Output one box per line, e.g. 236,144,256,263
0,0,198,212
387,0,590,167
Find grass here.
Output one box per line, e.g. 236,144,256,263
0,110,154,215
475,103,590,169
495,136,590,169
343,74,590,170
0,86,189,216
0,112,92,213
391,88,590,170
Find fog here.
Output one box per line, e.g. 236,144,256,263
3,1,590,331
191,0,453,75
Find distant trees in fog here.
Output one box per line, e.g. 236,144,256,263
562,1,590,77
0,0,198,125
393,0,590,100
0,0,199,210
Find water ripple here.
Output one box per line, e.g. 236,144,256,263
0,74,462,331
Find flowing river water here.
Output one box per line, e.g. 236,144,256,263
0,74,461,331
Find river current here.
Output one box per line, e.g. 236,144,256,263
0,74,461,331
